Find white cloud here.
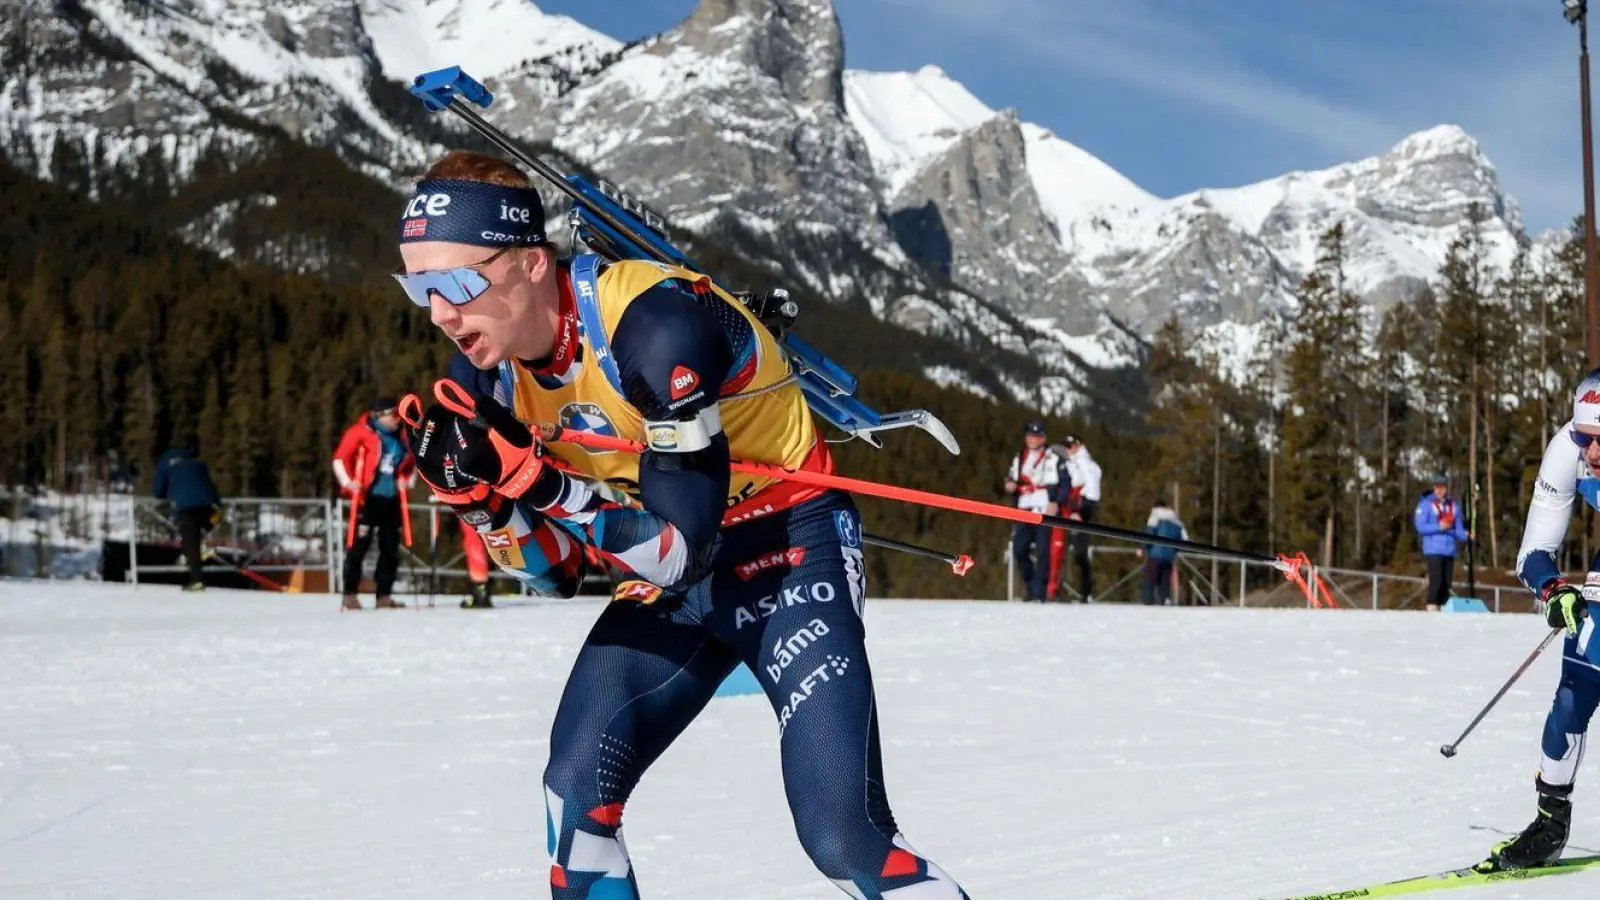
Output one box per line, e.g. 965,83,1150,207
882,0,1400,154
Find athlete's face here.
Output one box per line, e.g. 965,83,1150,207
1024,434,1045,450
1581,424,1600,475
399,241,560,369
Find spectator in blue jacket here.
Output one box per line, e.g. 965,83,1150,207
153,434,222,591
1414,475,1471,612
1138,499,1188,606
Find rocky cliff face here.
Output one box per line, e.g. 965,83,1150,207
534,0,880,246
887,109,1101,331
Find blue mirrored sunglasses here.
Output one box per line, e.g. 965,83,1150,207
391,266,493,308
393,237,542,308
1572,430,1600,449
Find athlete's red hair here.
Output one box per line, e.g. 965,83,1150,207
421,150,530,188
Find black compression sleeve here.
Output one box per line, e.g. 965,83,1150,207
610,280,736,553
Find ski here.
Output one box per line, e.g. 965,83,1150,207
1267,855,1600,899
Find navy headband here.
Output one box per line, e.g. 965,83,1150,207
398,178,546,248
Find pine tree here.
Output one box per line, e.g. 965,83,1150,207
223,347,265,495
197,371,225,480
70,267,117,474
39,319,72,491
268,348,307,496
1434,207,1494,562
48,133,93,198
1373,296,1423,568
1532,221,1589,574
120,361,158,492
1142,314,1215,525
1405,282,1446,470
1245,312,1285,556
0,295,25,486
1543,219,1589,436
1488,238,1544,566
1280,223,1366,565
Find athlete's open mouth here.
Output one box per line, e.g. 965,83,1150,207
456,332,481,352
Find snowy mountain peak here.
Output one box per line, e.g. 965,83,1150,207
1021,123,1158,225
850,65,996,129
843,66,999,196
362,0,620,81
1387,123,1480,162
671,0,845,106
843,61,1155,226
1346,123,1520,234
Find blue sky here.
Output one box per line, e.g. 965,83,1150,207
536,0,1592,233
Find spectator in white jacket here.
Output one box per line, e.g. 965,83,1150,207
1004,419,1061,602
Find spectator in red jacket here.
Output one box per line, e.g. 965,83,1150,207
333,397,415,610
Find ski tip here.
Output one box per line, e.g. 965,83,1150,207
1264,853,1600,900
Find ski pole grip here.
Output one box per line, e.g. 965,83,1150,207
410,66,494,111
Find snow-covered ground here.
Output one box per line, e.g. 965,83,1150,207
0,581,1591,899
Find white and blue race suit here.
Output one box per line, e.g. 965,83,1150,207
1516,419,1600,788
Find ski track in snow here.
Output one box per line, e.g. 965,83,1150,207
0,581,1592,899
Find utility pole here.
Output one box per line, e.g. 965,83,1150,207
1572,0,1600,588
1566,0,1600,365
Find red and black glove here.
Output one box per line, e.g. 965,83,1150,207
398,379,553,510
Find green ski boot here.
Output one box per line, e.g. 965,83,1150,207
1478,778,1572,872
460,582,494,610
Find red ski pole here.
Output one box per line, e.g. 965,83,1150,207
540,426,1286,570
345,447,365,549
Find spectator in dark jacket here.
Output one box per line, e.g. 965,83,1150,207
153,435,222,591
332,397,415,610
1414,475,1471,612
1138,500,1187,606
1047,436,1103,602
